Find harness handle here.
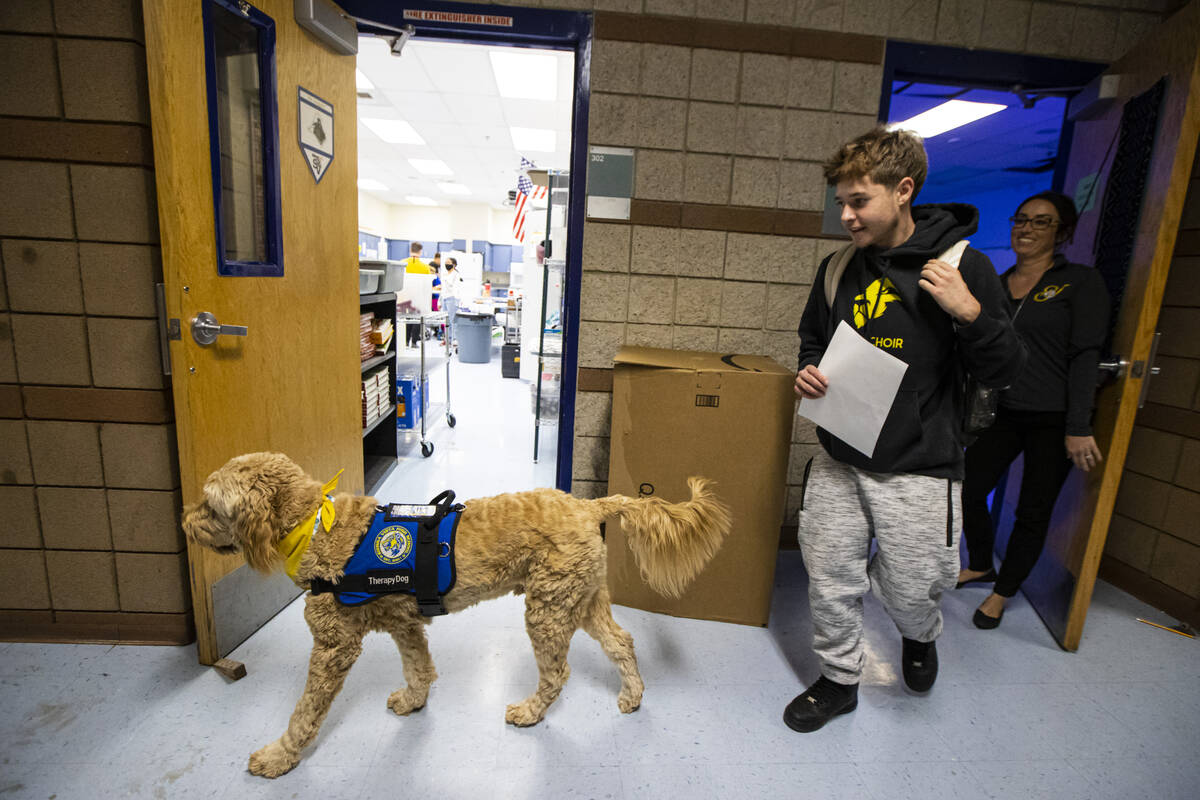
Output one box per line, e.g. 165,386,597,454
417,489,461,617
421,490,461,533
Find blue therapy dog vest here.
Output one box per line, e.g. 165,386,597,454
309,491,463,616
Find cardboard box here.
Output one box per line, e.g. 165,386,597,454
605,346,795,626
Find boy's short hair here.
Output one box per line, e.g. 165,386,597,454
411,242,423,254
823,126,928,199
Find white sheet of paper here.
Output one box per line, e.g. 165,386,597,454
799,321,909,458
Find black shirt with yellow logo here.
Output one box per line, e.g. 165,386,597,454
797,204,1027,480
998,255,1110,436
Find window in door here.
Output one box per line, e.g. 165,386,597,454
202,0,285,276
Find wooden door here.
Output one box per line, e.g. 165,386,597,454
996,4,1200,650
144,0,361,664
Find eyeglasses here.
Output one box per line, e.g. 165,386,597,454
1009,214,1060,230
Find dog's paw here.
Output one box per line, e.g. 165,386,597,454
248,741,299,778
387,688,428,716
618,676,644,713
505,700,546,727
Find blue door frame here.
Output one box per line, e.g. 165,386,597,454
341,0,592,493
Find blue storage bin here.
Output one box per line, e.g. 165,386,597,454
396,375,429,429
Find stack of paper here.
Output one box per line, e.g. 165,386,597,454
797,321,908,458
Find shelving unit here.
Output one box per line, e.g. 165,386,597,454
360,291,398,494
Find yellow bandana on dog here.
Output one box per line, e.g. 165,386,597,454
277,469,343,581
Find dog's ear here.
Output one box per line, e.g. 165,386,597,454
235,477,282,574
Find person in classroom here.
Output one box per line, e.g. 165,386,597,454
402,242,430,348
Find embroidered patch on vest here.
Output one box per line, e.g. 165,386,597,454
373,525,413,564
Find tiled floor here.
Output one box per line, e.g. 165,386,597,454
2,342,1198,799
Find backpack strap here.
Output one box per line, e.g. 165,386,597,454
938,239,969,269
823,243,857,309
823,239,970,310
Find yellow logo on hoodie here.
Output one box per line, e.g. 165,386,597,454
854,277,901,329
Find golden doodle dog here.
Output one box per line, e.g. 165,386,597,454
183,452,731,778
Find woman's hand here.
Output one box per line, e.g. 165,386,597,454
1066,435,1103,472
795,365,828,399
919,259,982,324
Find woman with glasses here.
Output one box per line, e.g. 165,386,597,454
957,191,1110,629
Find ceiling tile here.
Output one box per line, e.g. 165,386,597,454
378,89,455,123
356,37,572,210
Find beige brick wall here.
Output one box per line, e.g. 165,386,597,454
1104,146,1200,620
0,0,189,644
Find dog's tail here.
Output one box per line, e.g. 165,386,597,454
592,478,731,599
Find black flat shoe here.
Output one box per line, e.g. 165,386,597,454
783,676,858,733
901,637,938,692
956,569,997,589
973,606,1004,629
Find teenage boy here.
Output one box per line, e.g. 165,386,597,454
786,127,1025,733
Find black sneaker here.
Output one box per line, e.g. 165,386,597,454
901,637,938,692
783,676,858,733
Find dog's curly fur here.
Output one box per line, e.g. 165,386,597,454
183,452,731,778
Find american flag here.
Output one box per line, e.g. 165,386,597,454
512,157,547,243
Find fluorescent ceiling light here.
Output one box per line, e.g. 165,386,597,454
405,196,438,206
888,99,1007,138
408,158,453,175
361,118,424,145
510,126,556,152
438,182,472,195
489,50,557,101
355,69,373,92
357,178,389,191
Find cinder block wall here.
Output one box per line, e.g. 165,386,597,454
1101,143,1200,626
0,0,191,644
561,0,1181,519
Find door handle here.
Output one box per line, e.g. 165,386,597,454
1136,332,1162,409
1097,358,1127,379
191,311,248,346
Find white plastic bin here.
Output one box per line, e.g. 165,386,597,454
359,269,384,294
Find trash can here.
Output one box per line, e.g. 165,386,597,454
456,312,493,363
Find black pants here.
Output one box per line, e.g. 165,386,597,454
405,323,421,347
962,408,1073,598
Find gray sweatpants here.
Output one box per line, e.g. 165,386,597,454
797,449,962,685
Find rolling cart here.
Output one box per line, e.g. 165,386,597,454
397,310,454,457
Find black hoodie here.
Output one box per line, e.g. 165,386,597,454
796,203,1027,479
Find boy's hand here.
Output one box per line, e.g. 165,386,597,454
919,259,981,324
795,365,828,399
